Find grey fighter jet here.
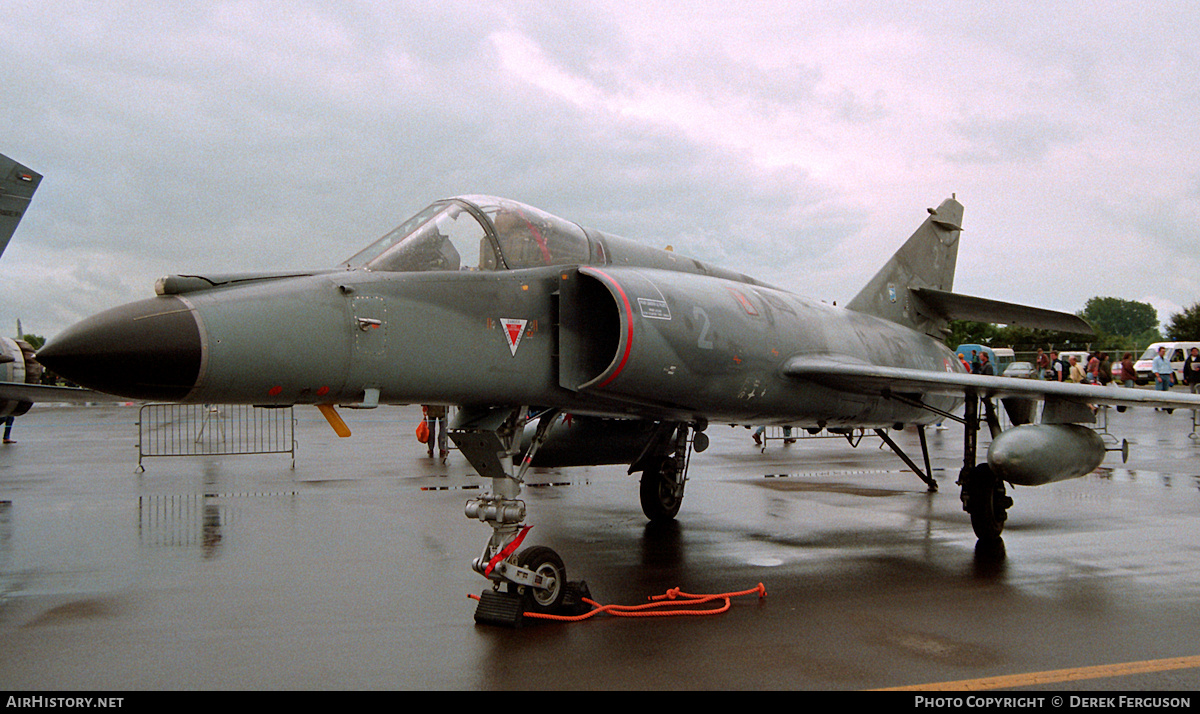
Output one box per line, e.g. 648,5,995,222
0,153,48,418
38,194,1200,622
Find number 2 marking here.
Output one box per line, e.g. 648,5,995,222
694,307,713,349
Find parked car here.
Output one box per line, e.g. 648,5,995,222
1002,361,1035,378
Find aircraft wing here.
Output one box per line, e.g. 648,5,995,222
782,357,1200,411
0,381,127,404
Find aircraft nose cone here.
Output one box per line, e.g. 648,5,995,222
38,296,202,401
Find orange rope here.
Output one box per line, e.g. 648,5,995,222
469,583,766,623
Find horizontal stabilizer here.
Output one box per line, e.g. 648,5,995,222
911,287,1094,334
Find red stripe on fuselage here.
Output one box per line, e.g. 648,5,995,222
587,268,634,389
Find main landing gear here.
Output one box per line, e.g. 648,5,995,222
632,421,706,522
879,391,1014,542
956,395,1012,541
960,463,1011,541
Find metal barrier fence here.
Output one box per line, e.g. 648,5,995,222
754,426,873,452
137,404,296,471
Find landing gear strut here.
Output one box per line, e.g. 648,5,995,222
957,395,1012,540
875,426,938,492
452,407,585,626
633,421,703,522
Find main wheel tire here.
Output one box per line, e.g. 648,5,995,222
639,460,682,522
515,546,566,613
966,463,1009,541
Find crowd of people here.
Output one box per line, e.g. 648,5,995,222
953,344,1200,394
1030,349,1122,385
958,346,1200,392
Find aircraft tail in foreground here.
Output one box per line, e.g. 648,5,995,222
0,153,42,260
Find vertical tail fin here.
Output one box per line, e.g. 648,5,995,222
845,196,963,337
0,154,42,261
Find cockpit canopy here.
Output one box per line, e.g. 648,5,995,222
341,195,593,273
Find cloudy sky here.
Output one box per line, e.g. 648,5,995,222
3,0,1199,340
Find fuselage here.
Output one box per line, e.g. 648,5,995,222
38,194,965,429
41,264,965,429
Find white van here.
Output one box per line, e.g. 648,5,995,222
1133,342,1200,385
991,348,1015,375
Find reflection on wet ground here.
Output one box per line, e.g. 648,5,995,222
0,403,1198,689
752,476,917,497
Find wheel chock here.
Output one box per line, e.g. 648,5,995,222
473,588,525,628
560,580,593,617
473,580,596,627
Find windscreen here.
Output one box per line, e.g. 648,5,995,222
340,196,592,273
341,201,495,272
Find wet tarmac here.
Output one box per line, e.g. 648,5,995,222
1,401,1199,691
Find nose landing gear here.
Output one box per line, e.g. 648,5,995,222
453,406,590,627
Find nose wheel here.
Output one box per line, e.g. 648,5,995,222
473,541,589,627
515,546,566,613
455,407,590,626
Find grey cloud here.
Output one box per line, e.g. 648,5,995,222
6,1,1200,339
947,114,1076,164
